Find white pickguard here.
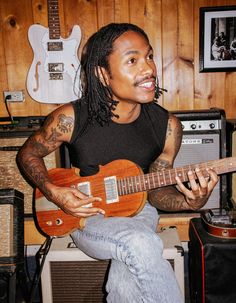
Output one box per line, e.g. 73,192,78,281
26,24,82,104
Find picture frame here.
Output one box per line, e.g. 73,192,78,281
199,6,236,72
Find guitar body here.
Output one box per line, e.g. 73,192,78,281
35,159,147,237
27,24,81,103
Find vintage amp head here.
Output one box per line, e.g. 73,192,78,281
171,108,227,209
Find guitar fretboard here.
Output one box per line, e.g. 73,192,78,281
117,157,236,196
48,0,60,39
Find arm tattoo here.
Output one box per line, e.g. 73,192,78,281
57,114,74,133
17,113,74,199
166,116,182,156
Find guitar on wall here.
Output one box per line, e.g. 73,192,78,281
26,0,81,104
34,157,236,237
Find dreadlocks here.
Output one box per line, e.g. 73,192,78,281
80,23,165,126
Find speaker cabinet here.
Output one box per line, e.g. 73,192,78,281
189,218,236,303
172,108,227,209
0,117,62,215
41,228,184,303
0,188,24,269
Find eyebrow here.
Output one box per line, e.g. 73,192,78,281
123,45,153,56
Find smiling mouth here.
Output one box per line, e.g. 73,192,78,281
138,81,154,88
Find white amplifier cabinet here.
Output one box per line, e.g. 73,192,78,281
41,228,184,302
172,108,227,209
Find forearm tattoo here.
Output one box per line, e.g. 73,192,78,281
149,160,186,211
17,114,74,199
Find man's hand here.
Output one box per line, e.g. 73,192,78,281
175,167,219,210
48,185,105,218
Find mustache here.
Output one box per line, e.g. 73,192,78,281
134,76,156,86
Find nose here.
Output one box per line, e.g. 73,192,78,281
139,59,156,76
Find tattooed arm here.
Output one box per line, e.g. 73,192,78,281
16,103,104,218
148,114,219,211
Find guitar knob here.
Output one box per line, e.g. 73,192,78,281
56,218,63,225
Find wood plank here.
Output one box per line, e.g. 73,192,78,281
0,2,9,117
0,0,42,117
162,0,179,111
97,0,115,28
114,0,130,23
64,0,98,57
143,0,164,107
178,0,194,109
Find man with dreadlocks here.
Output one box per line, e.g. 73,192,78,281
17,23,218,302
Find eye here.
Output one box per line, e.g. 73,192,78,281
147,53,154,60
127,57,136,64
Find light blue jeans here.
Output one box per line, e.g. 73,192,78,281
71,202,183,303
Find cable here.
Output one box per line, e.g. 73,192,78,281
4,94,14,123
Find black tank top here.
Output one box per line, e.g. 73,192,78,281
69,100,169,176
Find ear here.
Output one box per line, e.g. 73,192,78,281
95,66,110,86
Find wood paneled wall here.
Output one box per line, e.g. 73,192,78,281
0,0,236,119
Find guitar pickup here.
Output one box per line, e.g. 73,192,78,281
49,73,63,80
47,41,63,51
48,63,64,72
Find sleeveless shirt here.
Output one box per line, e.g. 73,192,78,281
69,100,169,176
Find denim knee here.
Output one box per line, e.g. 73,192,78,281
116,228,164,275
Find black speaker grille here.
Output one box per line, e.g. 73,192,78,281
50,260,110,303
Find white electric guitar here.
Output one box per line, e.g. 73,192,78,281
26,0,81,103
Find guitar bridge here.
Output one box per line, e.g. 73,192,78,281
104,176,119,203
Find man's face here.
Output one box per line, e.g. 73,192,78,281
103,30,157,105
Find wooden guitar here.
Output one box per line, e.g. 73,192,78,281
201,208,236,239
26,0,81,103
35,157,236,237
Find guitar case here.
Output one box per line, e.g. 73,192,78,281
188,218,236,303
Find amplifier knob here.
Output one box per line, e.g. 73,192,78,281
190,123,197,129
209,123,215,129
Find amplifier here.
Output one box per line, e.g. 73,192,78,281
0,188,24,271
189,218,236,303
171,108,227,209
226,120,236,207
41,228,184,302
0,117,62,215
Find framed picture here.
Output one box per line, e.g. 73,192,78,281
199,6,236,72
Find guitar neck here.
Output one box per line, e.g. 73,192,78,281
118,157,236,196
48,0,60,39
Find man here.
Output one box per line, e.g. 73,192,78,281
17,23,218,302
230,36,236,60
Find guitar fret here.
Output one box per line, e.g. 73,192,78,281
48,0,61,39
147,175,151,190
135,175,138,193
168,170,172,184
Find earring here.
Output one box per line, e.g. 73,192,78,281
154,77,167,102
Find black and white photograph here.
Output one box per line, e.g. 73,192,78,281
200,6,236,72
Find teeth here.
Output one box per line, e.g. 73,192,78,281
139,82,153,88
